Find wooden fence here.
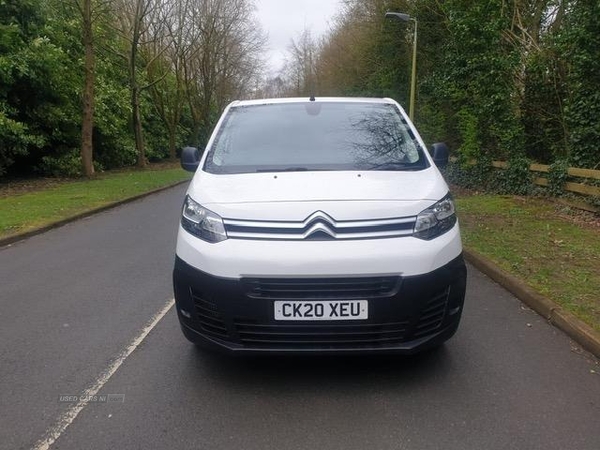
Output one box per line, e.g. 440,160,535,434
490,161,600,197
452,159,600,212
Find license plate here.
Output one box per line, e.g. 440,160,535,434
274,300,368,321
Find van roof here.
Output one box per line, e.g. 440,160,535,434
230,97,397,108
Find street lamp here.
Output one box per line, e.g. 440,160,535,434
385,11,418,121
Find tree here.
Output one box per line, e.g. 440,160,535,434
283,28,319,96
75,0,96,177
112,0,170,167
183,0,266,146
0,0,269,178
311,0,413,100
0,0,46,176
0,0,83,176
559,0,600,168
147,0,196,160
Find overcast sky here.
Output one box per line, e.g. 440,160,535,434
255,0,342,75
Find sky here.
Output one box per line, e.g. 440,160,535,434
255,0,342,75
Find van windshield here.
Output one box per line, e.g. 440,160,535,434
203,102,429,174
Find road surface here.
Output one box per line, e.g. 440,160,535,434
0,184,598,450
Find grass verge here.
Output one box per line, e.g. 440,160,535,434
456,194,600,333
0,164,191,240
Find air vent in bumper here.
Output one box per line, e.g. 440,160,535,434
190,289,229,339
242,276,401,300
234,320,409,348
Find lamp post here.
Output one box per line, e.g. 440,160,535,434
385,11,418,121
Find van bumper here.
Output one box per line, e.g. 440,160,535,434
173,255,467,355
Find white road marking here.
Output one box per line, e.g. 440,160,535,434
32,298,176,450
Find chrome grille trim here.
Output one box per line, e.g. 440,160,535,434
223,210,416,240
226,228,413,240
224,216,416,230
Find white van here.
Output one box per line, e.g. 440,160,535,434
173,97,466,354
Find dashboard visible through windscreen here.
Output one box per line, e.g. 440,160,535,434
203,102,429,174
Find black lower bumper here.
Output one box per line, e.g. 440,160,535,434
173,255,467,355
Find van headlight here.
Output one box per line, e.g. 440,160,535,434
414,194,457,240
181,195,227,243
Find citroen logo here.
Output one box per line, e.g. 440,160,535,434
303,211,337,239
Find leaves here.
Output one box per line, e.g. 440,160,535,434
0,0,266,177
301,0,599,173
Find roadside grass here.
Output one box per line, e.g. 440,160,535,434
456,194,600,332
0,164,191,240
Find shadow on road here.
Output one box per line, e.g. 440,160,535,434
184,344,457,394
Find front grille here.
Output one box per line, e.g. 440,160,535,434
190,289,229,339
242,276,401,300
223,211,416,241
413,288,450,337
234,320,409,348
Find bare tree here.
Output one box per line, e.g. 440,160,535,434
112,0,171,167
147,0,198,159
183,0,266,145
255,76,288,99
106,0,265,159
284,28,319,96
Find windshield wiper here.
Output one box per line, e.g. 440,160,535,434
256,167,311,173
367,162,423,171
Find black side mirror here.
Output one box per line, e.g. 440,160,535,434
181,146,200,172
430,142,449,169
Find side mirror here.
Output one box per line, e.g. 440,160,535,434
430,142,449,169
181,146,200,172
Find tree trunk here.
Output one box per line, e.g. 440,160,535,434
132,85,146,167
81,0,95,177
168,126,176,160
129,16,146,168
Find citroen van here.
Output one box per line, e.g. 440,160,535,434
173,97,466,354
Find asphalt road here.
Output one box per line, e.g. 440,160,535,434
0,183,598,450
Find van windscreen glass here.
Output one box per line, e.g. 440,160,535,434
203,102,429,174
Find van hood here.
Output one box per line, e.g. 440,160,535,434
188,169,449,221
192,168,447,203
